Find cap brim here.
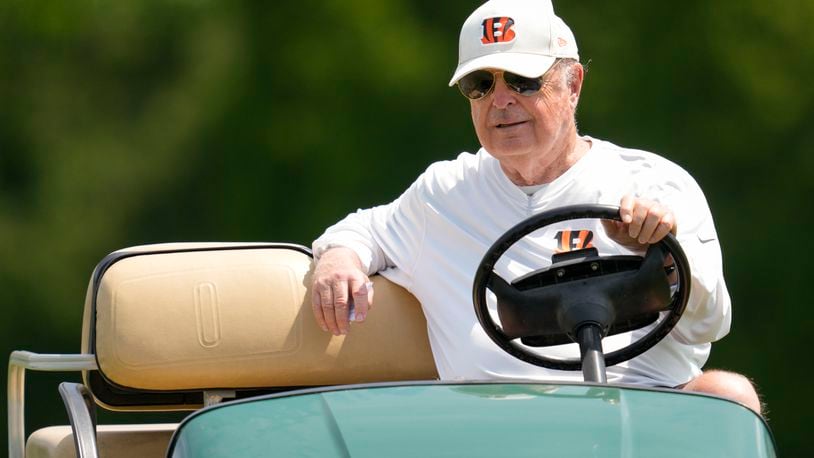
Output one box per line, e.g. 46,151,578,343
448,53,557,86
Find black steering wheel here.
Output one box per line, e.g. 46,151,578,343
472,204,691,377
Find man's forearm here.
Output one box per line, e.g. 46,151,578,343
312,207,389,275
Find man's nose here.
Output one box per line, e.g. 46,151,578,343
491,77,516,109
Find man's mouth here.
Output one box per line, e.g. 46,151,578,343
495,120,527,128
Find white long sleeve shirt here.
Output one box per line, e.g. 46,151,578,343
313,137,731,387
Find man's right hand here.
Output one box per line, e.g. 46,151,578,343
311,247,374,335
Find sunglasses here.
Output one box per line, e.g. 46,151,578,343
457,70,547,100
457,58,568,101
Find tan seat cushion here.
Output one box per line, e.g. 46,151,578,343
85,244,437,394
26,424,177,458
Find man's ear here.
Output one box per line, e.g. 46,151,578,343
568,63,584,109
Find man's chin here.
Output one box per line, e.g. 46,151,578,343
485,139,534,158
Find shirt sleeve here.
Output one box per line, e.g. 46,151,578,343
312,175,428,283
312,206,389,274
641,168,732,345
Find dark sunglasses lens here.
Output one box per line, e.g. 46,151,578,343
458,70,495,99
504,72,543,95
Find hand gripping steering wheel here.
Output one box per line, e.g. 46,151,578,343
472,204,691,383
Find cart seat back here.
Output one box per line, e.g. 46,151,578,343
81,242,437,410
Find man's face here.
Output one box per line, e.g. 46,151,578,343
469,62,582,162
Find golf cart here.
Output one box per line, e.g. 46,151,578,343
8,205,776,457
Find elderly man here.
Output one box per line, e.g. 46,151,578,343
311,0,761,413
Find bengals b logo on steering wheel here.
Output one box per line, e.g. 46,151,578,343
481,17,516,44
554,229,594,253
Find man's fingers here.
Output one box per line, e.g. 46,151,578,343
311,278,359,335
332,280,351,335
610,195,677,247
649,212,675,243
602,218,645,252
310,247,368,335
601,219,627,242
638,205,664,243
348,277,365,322
350,280,374,322
367,282,375,310
619,195,636,223
628,201,651,239
311,291,329,332
318,285,341,335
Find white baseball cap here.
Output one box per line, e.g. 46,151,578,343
449,0,579,86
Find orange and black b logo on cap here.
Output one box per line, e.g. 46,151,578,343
481,17,516,44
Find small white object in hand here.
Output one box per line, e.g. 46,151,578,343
349,281,374,322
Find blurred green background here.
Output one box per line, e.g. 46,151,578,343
1,0,811,454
